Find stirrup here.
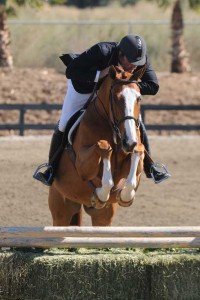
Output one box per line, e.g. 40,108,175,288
150,162,171,184
33,163,54,186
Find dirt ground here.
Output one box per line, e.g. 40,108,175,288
0,68,200,227
0,135,200,226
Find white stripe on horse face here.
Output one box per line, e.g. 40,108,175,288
121,87,140,146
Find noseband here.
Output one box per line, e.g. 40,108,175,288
109,79,140,144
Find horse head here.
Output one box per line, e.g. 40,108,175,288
108,65,141,154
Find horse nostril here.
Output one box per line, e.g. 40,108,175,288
123,139,137,152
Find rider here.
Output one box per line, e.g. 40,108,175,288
33,34,171,186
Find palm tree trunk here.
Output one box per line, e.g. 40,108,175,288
170,0,190,73
0,5,13,67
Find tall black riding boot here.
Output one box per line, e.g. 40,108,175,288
140,121,171,184
33,128,64,186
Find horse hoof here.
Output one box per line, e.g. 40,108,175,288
91,192,107,209
95,199,107,209
118,197,134,207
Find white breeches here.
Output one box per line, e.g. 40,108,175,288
58,80,92,132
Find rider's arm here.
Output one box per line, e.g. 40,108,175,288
138,56,159,95
66,43,104,82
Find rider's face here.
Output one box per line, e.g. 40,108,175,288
118,53,137,73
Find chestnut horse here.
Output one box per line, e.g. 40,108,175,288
48,66,145,226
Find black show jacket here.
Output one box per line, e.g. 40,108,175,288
60,42,159,95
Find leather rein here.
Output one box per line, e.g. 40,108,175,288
95,78,140,145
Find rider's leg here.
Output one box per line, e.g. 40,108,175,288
58,80,91,132
140,121,152,176
140,121,171,183
33,127,64,186
33,80,91,186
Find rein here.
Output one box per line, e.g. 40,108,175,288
96,78,140,145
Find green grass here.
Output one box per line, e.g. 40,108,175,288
8,2,200,72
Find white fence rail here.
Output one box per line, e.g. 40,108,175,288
1,226,200,249
8,20,200,25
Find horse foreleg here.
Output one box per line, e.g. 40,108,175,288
95,155,114,202
76,140,114,208
93,140,114,205
119,152,142,206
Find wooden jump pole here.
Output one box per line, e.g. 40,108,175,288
1,237,200,249
1,227,200,248
1,226,200,238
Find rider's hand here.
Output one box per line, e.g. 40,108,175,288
99,67,110,79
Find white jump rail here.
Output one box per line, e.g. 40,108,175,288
1,226,200,248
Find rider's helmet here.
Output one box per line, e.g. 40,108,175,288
119,34,147,66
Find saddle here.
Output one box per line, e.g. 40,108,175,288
64,109,85,146
63,82,98,147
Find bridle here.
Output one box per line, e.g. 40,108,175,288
95,78,141,145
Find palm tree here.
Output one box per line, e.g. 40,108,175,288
171,0,190,72
0,0,42,68
147,0,200,73
0,2,12,67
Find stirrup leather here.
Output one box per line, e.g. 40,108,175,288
33,163,54,185
150,162,171,184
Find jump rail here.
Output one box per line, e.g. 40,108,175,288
0,104,200,136
1,226,200,249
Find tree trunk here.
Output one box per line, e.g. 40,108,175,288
0,5,13,68
170,0,190,73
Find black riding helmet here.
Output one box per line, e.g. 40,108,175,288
119,34,147,66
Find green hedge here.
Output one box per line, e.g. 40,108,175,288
0,248,200,300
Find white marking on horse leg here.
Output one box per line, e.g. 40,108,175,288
120,152,140,202
96,158,114,202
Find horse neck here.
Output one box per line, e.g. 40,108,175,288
96,76,113,112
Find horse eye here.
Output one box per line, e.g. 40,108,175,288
137,96,141,103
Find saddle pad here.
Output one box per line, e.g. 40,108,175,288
68,110,86,145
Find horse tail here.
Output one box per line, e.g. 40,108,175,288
70,208,82,226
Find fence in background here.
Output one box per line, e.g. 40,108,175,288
0,103,200,136
8,19,200,25
0,104,61,136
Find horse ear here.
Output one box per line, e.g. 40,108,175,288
130,64,147,81
109,65,123,80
